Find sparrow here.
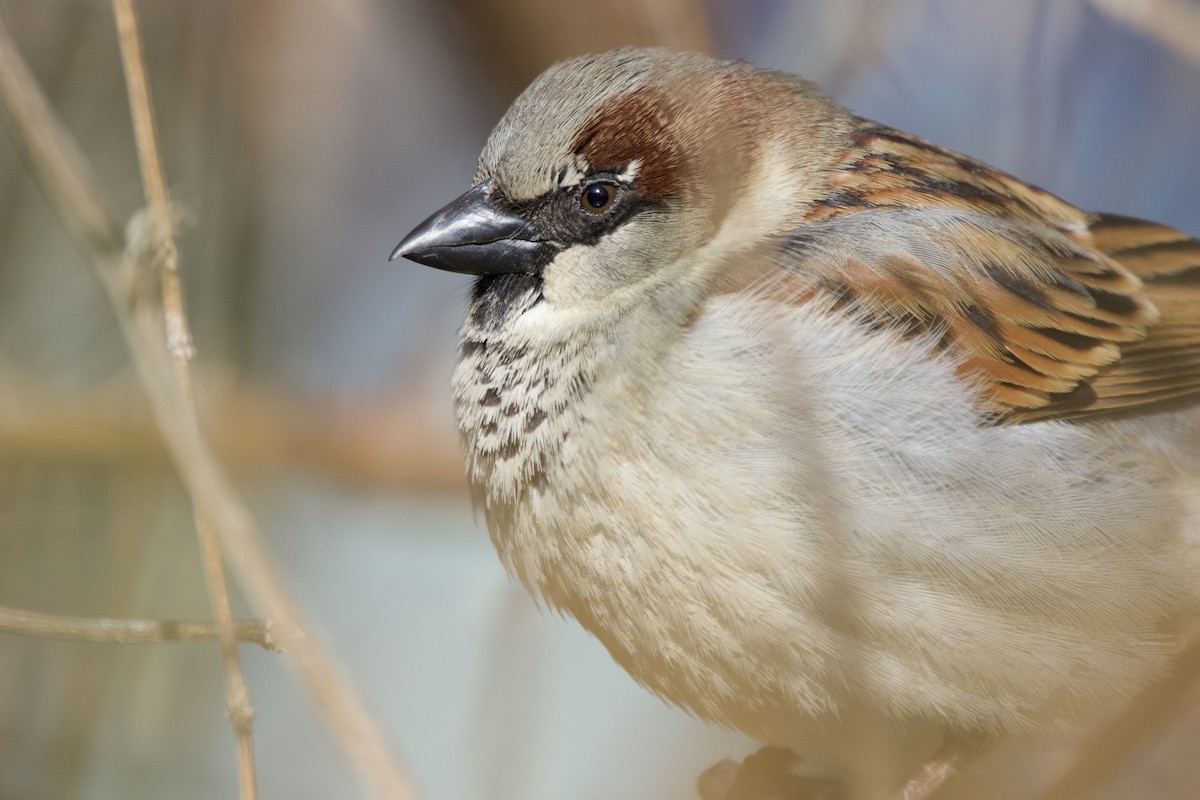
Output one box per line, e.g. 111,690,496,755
392,48,1200,798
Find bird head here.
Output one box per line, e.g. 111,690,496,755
394,48,847,328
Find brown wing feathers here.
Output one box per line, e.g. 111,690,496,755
1064,214,1200,419
793,119,1200,422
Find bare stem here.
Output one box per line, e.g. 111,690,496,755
111,2,253,796
111,0,194,363
0,11,120,259
111,0,170,220
0,604,282,650
0,13,419,800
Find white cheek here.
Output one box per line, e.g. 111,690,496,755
510,298,597,344
541,219,664,306
541,244,594,296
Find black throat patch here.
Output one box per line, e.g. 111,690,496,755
469,272,545,332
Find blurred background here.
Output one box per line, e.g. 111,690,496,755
1,1,1199,798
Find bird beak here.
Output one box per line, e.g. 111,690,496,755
390,180,556,275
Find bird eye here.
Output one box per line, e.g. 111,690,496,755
581,182,616,213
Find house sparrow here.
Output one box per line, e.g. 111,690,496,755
393,48,1200,797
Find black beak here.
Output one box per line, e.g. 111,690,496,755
390,180,556,275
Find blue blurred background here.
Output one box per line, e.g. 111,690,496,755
1,1,1198,798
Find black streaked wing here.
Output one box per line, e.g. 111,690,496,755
785,119,1200,422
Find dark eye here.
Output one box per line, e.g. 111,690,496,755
581,182,616,213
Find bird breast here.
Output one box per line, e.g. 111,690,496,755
453,289,1195,754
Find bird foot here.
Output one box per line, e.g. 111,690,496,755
699,742,965,800
698,746,841,800
888,750,959,800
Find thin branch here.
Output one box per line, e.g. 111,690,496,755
0,604,283,650
112,0,170,219
0,8,121,260
111,2,253,797
0,14,420,800
111,0,194,364
0,373,468,493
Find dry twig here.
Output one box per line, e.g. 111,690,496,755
0,11,420,800
0,604,284,650
0,371,467,492
109,1,256,796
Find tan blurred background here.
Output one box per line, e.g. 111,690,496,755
1,1,1199,799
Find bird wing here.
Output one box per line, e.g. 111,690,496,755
780,118,1200,423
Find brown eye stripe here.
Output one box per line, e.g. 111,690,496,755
572,86,683,202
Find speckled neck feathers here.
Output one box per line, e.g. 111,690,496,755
452,274,595,503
